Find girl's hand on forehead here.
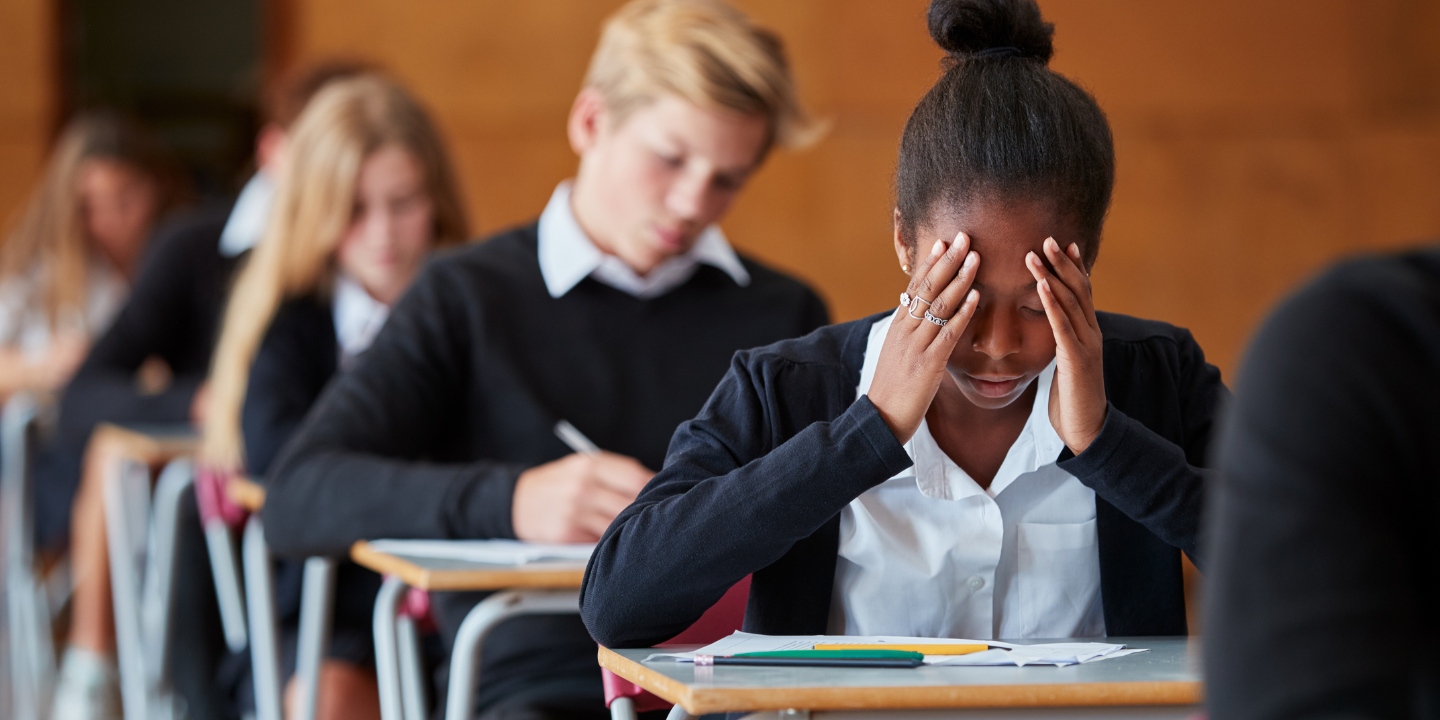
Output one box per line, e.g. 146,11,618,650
1027,238,1107,454
868,230,981,444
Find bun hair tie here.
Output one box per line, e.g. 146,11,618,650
973,46,1022,59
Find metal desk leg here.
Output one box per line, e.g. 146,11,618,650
665,706,695,720
373,576,408,720
204,518,249,653
293,556,337,720
2,394,53,720
608,696,637,720
443,589,582,720
141,459,194,692
104,457,153,720
135,459,193,720
396,610,427,720
242,516,284,720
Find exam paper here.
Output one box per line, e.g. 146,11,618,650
366,539,594,565
644,632,1145,667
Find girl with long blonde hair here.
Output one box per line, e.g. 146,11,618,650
204,73,468,720
0,112,179,401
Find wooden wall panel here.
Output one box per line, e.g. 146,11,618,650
0,0,53,232
281,0,1440,379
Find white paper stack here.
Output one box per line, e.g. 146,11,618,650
645,631,1146,667
367,539,594,566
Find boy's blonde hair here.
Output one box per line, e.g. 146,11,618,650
202,75,469,470
585,0,822,152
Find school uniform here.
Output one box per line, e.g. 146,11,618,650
262,183,830,717
581,309,1225,649
1206,248,1440,718
38,175,269,720
39,173,270,547
229,275,390,705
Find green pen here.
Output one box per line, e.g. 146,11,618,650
695,649,925,668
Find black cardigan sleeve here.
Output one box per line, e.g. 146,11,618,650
58,214,225,433
262,262,530,558
1057,326,1224,567
581,347,915,648
241,300,336,479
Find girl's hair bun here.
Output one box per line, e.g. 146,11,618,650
927,0,1054,63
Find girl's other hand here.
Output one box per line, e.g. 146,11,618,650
868,231,981,444
1027,238,1107,454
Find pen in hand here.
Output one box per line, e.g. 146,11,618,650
554,420,600,455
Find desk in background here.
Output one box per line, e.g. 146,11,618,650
350,540,586,720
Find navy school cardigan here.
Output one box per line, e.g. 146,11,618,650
581,311,1226,647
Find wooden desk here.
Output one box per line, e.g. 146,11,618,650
350,540,586,592
598,639,1202,718
226,476,266,512
94,423,198,720
350,540,587,720
92,423,198,466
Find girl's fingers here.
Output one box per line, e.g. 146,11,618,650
905,231,972,342
1037,278,1080,350
1043,238,1099,327
927,249,979,323
1027,251,1088,344
929,288,981,359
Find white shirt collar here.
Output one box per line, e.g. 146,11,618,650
536,181,750,299
332,273,390,368
219,172,275,258
857,314,1066,500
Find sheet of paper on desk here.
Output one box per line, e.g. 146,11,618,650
366,539,594,565
644,632,1146,667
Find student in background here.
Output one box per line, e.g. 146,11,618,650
0,112,178,404
262,0,828,716
582,0,1223,649
43,63,366,720
1205,250,1440,715
201,74,469,720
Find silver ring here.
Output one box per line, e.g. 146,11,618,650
923,310,948,327
900,291,933,321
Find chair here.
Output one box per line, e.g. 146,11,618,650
2,393,59,720
604,576,751,720
104,454,202,720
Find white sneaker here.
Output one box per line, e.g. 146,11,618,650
48,648,120,720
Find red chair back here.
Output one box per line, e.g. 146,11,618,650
602,576,751,712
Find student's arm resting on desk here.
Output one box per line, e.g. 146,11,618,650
1057,328,1224,567
58,216,221,431
581,350,914,649
263,261,528,558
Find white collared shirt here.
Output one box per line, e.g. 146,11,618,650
331,273,390,369
0,259,127,359
536,182,750,299
219,172,275,258
828,314,1105,640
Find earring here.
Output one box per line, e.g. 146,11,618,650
902,264,910,273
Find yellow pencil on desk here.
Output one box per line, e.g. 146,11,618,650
812,643,991,656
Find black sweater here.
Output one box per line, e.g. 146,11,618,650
35,206,239,548
1206,249,1440,719
263,223,828,706
243,296,380,643
64,206,238,430
582,311,1226,648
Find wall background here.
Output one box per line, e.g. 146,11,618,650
6,1,1440,379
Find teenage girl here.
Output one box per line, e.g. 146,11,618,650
582,0,1224,647
0,112,177,403
203,74,468,720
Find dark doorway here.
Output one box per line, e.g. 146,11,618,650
62,0,264,200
